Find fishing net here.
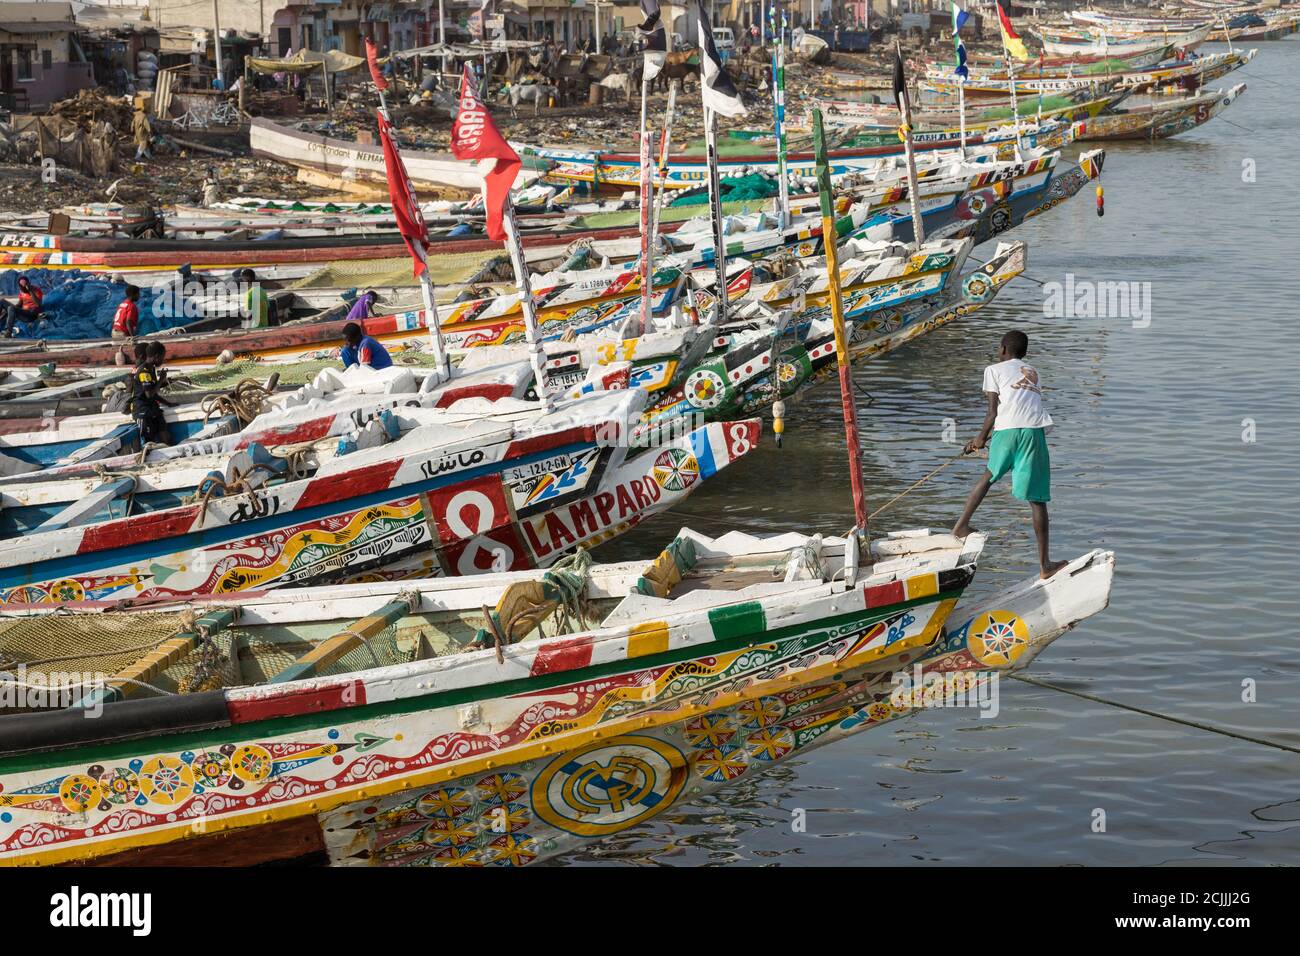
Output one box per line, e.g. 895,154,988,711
177,350,451,391
286,250,503,290
0,268,180,342
225,623,414,685
0,610,242,709
0,610,418,712
671,174,780,207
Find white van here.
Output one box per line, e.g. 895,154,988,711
712,27,735,52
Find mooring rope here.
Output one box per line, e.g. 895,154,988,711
1011,675,1300,756
868,451,973,521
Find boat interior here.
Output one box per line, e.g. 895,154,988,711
0,527,984,713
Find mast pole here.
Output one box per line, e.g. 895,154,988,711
813,108,869,536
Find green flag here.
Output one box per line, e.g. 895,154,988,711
813,109,833,221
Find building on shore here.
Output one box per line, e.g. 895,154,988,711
0,1,94,110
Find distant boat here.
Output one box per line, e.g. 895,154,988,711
1074,84,1247,142
1033,23,1213,59
248,118,548,196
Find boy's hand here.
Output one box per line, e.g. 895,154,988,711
963,437,984,455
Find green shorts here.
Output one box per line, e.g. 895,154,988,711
987,427,1051,503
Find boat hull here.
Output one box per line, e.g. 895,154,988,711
0,417,760,605
0,546,1114,866
1074,85,1245,142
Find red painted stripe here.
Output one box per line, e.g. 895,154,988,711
293,457,404,511
864,580,905,609
505,425,597,459
236,416,335,450
529,637,594,677
77,506,201,555
0,417,68,436
226,680,366,724
433,382,515,409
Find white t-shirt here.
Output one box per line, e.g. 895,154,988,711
983,359,1053,431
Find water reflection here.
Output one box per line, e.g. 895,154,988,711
578,43,1300,866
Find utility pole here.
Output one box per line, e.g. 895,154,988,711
439,0,448,76
593,0,601,54
211,0,224,86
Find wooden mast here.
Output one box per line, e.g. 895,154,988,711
812,109,868,537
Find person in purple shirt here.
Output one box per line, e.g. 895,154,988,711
345,290,381,323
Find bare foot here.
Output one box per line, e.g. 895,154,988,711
951,524,979,540
1040,559,1068,580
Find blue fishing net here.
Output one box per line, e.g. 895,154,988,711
0,269,176,341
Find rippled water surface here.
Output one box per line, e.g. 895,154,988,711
573,43,1300,866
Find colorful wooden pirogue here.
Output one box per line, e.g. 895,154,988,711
0,527,1114,865
1074,85,1248,142
0,388,761,605
921,49,1255,98
1032,23,1214,58
0,231,968,370
522,117,1072,192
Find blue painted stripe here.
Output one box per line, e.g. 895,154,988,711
688,427,720,478
0,418,205,467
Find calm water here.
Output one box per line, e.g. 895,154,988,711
575,43,1300,866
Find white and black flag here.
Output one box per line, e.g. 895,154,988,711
639,0,667,81
697,0,746,117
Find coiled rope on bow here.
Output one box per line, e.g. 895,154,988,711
201,378,270,428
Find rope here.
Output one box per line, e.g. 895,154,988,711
544,548,594,634
867,452,972,521
1011,675,1300,756
1217,118,1256,134
201,378,270,427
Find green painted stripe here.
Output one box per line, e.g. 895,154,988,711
707,601,766,641
0,588,966,775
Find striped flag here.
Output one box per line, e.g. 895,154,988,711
951,1,969,79
638,0,667,81
697,0,746,117
996,0,1032,61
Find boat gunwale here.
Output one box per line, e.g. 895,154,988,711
0,554,978,768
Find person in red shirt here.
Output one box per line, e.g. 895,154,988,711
111,285,141,340
3,276,44,338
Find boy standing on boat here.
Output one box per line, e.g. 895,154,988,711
953,330,1067,579
341,322,394,371
131,342,174,447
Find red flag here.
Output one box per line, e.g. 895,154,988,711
450,65,519,242
376,110,429,277
365,38,388,92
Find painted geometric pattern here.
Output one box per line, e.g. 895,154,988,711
326,605,1020,867
0,603,942,863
